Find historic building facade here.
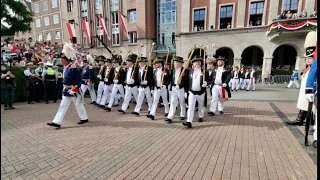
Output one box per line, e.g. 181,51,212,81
175,0,317,76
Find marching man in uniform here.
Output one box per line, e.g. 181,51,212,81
287,68,300,89
208,56,231,116
132,57,154,116
182,56,208,128
247,68,257,91
166,56,188,123
47,51,88,128
147,57,170,120
118,54,139,113
231,66,240,91
96,55,107,106
105,57,125,111
99,58,114,108
80,59,97,104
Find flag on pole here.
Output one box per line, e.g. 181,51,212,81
98,16,111,41
118,11,129,39
66,22,76,39
82,19,91,44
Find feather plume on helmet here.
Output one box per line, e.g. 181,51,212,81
62,42,78,61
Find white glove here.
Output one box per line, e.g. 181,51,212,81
127,79,134,84
141,81,148,85
185,93,188,99
68,90,75,95
113,80,119,84
100,66,104,70
151,90,154,94
97,75,102,79
89,65,93,69
162,85,166,89
305,94,314,102
104,78,108,82
202,81,207,88
222,83,227,87
175,85,180,89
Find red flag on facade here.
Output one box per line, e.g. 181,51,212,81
98,16,111,41
66,22,76,40
82,19,91,44
118,11,129,39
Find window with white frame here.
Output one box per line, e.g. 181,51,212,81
96,0,103,14
67,0,73,12
51,0,58,8
55,31,61,39
128,9,137,22
46,32,51,41
81,0,88,17
42,1,48,11
128,32,137,44
37,33,43,41
96,16,103,46
44,16,50,26
220,5,233,29
249,1,264,26
110,0,119,12
283,0,298,13
35,18,41,28
111,10,120,45
33,3,39,13
193,9,205,31
53,14,59,24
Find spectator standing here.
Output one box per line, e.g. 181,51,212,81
1,64,16,110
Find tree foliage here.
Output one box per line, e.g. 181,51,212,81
1,0,33,36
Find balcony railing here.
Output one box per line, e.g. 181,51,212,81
266,17,317,37
155,44,176,53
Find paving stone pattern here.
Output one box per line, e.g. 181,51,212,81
1,97,316,179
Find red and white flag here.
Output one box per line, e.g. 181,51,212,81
66,22,76,39
118,11,129,39
82,19,91,44
98,16,111,41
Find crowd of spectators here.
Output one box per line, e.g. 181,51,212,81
273,10,317,21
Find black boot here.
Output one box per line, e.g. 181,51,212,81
287,110,307,126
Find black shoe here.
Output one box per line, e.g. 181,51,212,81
8,107,12,110
146,114,155,120
47,122,61,128
148,111,150,114
90,101,96,104
180,117,185,120
164,113,168,117
131,112,139,116
28,102,34,104
159,104,164,108
199,118,203,122
78,119,89,124
53,100,57,103
45,101,49,104
286,120,304,126
10,107,15,109
104,107,111,112
4,107,7,110
182,122,192,128
118,109,125,114
313,141,317,148
99,105,105,108
208,112,215,116
166,119,173,123
113,104,119,107
219,111,224,114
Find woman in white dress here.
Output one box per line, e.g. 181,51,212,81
287,56,315,125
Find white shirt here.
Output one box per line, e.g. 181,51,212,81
174,68,181,85
214,66,224,85
126,67,133,82
191,68,202,91
245,72,249,78
250,71,255,78
234,71,238,78
139,66,145,80
156,68,163,87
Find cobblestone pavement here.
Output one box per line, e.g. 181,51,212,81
1,87,317,180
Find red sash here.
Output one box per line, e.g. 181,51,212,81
221,86,228,101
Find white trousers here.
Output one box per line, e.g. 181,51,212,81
134,87,153,113
187,92,205,123
287,80,300,88
150,87,169,116
100,84,113,106
247,78,256,91
242,79,250,90
167,87,186,120
96,81,105,104
231,78,239,90
239,78,244,89
210,85,224,113
313,105,317,141
121,85,139,111
80,84,97,102
52,95,88,125
228,79,233,88
108,84,125,108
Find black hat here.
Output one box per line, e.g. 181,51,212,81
191,56,203,63
152,57,165,64
1,63,6,66
137,57,147,62
112,57,121,63
57,64,63,67
105,58,113,63
304,47,316,57
172,56,184,63
126,53,138,62
60,53,72,62
83,59,88,63
216,56,226,62
96,55,106,62
54,54,60,58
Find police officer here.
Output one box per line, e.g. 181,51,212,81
24,62,38,104
42,62,58,104
35,62,44,102
1,64,15,110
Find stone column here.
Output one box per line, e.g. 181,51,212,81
237,0,246,27
262,57,273,83
305,0,315,14
209,0,217,29
295,56,306,72
233,57,241,67
181,0,191,33
267,0,279,24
